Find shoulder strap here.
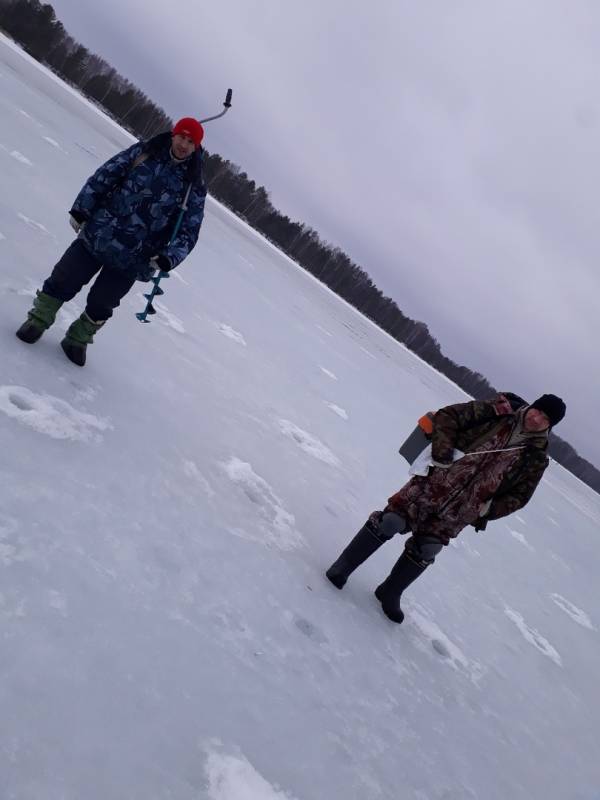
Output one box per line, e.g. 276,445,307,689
131,152,150,170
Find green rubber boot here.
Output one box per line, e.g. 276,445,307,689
61,312,106,367
15,291,64,343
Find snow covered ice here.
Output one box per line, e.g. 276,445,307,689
1,32,600,800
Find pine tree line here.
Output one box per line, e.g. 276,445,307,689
1,0,598,492
0,0,171,137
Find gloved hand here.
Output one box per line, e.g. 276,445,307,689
478,499,493,517
137,255,172,282
151,254,172,273
472,501,492,531
69,210,88,234
137,260,158,282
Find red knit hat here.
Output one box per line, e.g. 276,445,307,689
172,117,204,148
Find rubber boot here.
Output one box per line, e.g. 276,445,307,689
61,312,106,367
326,516,387,589
374,551,428,624
15,291,64,343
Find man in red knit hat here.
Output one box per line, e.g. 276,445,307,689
172,117,205,156
16,118,206,366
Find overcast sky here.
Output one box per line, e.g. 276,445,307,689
47,0,600,465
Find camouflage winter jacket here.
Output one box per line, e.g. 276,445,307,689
71,132,206,279
431,395,550,521
388,394,550,542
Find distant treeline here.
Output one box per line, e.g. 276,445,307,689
2,0,599,494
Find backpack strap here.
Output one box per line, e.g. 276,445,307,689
131,152,150,170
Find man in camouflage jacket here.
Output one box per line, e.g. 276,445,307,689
16,117,206,366
326,392,566,624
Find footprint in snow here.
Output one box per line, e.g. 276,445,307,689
550,594,595,630
294,615,329,644
504,606,562,666
0,386,111,442
407,605,485,682
278,419,340,466
221,457,303,550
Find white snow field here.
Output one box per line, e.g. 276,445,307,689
1,32,599,800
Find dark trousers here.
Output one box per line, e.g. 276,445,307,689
42,240,136,321
378,511,444,564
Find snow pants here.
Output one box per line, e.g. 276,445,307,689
378,511,444,565
42,239,136,322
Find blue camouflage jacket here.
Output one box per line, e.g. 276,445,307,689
71,132,206,279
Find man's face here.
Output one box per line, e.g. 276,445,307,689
172,133,196,159
524,407,551,432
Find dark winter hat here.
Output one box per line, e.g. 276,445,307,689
172,117,204,148
529,394,566,427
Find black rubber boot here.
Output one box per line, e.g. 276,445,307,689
16,291,64,343
326,517,386,589
61,312,106,367
16,319,46,344
374,551,428,623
